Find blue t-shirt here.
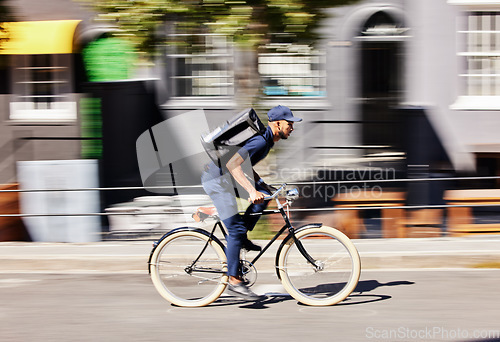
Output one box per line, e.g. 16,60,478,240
205,126,274,177
237,126,274,166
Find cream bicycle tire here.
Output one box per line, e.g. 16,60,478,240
278,226,361,306
150,230,228,307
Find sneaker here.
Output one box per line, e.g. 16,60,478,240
242,238,262,252
227,282,263,301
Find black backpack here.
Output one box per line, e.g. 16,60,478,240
201,108,266,168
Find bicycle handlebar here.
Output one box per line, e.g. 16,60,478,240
263,183,286,201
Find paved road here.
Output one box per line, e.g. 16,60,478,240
1,269,500,342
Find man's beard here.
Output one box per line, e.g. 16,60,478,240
279,130,288,139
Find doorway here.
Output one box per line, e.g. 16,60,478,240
357,10,405,159
360,41,403,152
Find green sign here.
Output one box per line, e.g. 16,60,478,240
83,37,135,81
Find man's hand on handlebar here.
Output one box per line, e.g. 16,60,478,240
249,190,266,204
248,183,287,203
263,184,286,201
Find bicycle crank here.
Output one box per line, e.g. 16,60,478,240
240,260,257,287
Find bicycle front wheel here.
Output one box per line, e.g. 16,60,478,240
277,226,361,306
150,229,228,307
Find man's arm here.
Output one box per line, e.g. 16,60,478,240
252,169,276,194
226,153,265,204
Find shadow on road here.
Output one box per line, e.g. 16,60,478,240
208,293,293,309
355,279,415,294
202,279,415,309
333,279,416,307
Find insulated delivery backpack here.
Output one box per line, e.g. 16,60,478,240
201,108,266,168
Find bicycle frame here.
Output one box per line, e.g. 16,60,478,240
247,202,317,267
189,192,318,274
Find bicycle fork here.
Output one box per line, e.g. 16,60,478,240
248,205,320,272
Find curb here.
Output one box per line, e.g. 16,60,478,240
1,237,500,273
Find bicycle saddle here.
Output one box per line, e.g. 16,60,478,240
192,207,218,222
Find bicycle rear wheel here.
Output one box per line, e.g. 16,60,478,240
277,226,361,306
150,229,228,307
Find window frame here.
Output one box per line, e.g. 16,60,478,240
166,33,235,98
450,3,500,109
9,54,77,121
258,44,327,98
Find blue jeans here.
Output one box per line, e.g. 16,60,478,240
201,171,270,277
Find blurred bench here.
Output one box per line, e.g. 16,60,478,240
0,184,30,241
332,191,405,239
445,189,500,236
398,209,444,238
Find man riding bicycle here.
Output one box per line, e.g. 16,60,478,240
201,105,302,300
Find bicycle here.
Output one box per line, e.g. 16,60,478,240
148,184,361,307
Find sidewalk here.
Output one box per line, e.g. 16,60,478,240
1,236,500,273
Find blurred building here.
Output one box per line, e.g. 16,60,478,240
158,0,500,187
0,0,161,207
1,0,500,188
0,0,115,184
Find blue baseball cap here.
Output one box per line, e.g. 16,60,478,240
267,105,302,122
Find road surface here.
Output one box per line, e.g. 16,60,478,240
1,269,499,342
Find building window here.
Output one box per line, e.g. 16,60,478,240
167,34,234,97
10,54,76,121
459,12,500,96
258,44,326,97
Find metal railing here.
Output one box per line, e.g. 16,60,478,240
1,175,500,218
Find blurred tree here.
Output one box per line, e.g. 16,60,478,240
77,0,359,107
77,0,359,56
